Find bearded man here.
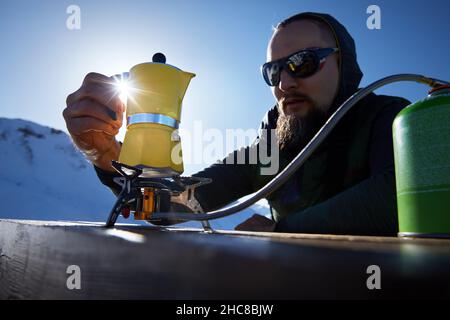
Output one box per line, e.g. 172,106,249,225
64,12,410,235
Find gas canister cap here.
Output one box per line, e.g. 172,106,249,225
429,83,450,94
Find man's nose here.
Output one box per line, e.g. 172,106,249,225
278,69,298,92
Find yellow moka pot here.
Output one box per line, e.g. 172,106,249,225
118,53,195,177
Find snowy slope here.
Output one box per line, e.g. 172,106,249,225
0,118,115,221
0,118,270,229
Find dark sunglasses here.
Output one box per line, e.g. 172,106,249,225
261,47,339,86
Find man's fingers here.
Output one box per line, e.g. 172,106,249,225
66,116,119,136
82,72,113,86
63,99,123,129
67,83,123,114
66,73,124,113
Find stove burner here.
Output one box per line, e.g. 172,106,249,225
106,161,212,230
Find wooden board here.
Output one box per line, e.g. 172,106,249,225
1,219,450,299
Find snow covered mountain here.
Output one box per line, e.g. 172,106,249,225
0,117,115,221
0,118,270,229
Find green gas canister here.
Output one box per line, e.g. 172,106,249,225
393,84,450,238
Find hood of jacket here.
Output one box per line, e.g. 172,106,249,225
290,12,363,114
262,12,363,128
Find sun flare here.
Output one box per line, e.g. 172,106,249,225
115,76,130,104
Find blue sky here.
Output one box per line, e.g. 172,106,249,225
1,0,449,175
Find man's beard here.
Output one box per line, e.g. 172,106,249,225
276,105,327,158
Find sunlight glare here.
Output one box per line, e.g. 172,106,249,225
115,77,130,104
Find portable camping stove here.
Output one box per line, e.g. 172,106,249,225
105,161,212,230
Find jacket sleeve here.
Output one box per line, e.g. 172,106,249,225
192,143,261,212
274,170,398,236
193,109,279,212
275,98,410,236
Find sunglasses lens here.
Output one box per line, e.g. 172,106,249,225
262,49,325,86
287,51,319,78
262,62,281,86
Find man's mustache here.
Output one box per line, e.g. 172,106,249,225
278,92,315,113
280,93,314,110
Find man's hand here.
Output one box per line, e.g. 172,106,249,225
235,214,276,232
63,72,125,172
